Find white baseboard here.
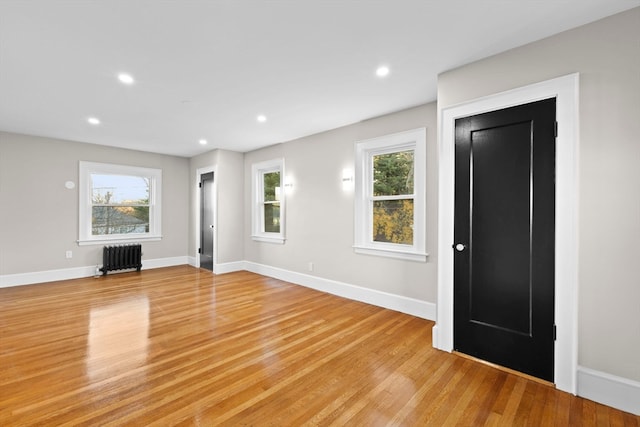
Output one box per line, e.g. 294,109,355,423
0,266,97,288
185,257,244,274
243,261,436,320
2,258,436,321
0,256,189,288
214,261,245,275
142,256,189,270
577,366,640,415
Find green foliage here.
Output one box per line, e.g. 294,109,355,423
371,150,415,244
263,172,281,201
373,150,414,196
373,200,414,244
262,171,281,233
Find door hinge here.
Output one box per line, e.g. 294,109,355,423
553,325,557,341
554,121,558,138
198,248,201,254
199,182,202,188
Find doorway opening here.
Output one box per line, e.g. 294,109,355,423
197,167,216,272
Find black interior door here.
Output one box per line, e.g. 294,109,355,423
200,172,214,271
454,98,556,381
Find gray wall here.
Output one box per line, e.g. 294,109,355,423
243,103,438,302
0,131,189,275
189,149,244,265
438,8,640,382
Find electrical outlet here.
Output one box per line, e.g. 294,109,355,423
65,250,72,259
308,262,314,272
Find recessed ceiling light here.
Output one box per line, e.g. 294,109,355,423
199,139,208,145
87,117,101,125
257,115,267,123
118,73,135,85
376,66,390,78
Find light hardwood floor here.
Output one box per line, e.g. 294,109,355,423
1,266,637,426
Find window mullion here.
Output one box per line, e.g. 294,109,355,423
371,194,414,202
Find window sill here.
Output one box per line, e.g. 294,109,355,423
353,245,428,262
77,235,162,246
252,235,285,244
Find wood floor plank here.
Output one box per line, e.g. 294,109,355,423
1,266,637,425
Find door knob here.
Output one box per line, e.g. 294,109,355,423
454,243,466,252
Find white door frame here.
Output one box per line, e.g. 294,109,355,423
195,166,217,271
434,73,579,394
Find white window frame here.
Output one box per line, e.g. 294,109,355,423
354,128,427,262
78,161,162,245
251,158,285,244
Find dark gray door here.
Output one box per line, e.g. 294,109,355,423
454,98,556,381
200,172,214,271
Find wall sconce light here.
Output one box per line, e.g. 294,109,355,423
275,177,293,201
284,176,294,193
342,168,354,191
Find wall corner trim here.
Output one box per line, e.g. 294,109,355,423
577,366,640,415
431,325,440,348
243,261,436,320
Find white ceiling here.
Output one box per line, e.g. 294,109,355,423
1,0,638,157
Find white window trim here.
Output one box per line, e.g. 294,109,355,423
78,161,162,246
354,128,427,262
251,158,285,244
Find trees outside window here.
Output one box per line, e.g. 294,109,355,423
78,162,162,245
372,150,414,245
252,159,285,244
91,174,150,235
354,128,427,261
262,171,281,233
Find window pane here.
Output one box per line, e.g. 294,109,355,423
373,199,413,244
91,174,149,205
263,172,281,202
373,150,414,196
92,206,149,235
264,203,280,233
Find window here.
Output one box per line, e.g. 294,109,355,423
354,128,427,261
252,158,285,244
78,162,162,245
